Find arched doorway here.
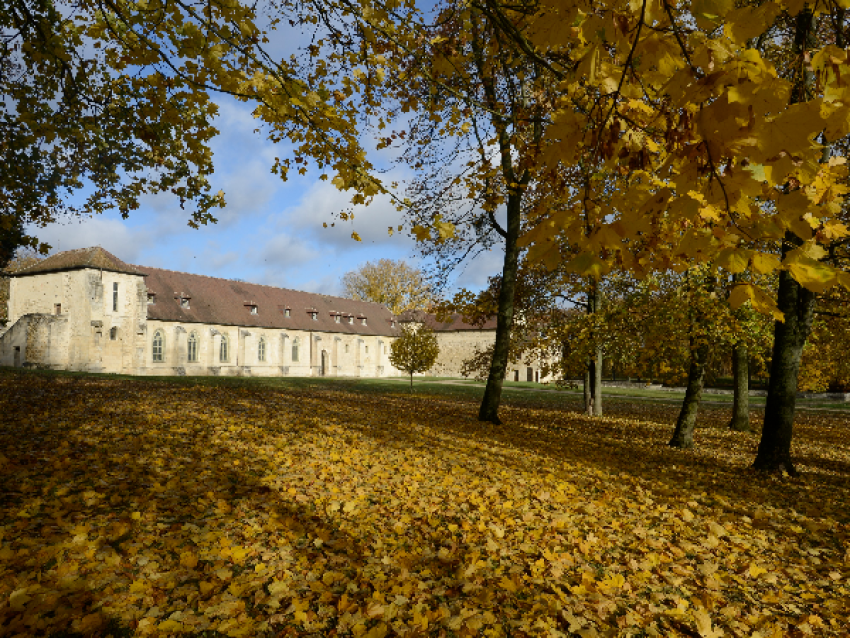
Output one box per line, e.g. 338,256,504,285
321,350,328,376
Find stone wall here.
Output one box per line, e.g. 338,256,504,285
0,313,70,369
141,320,402,378
428,330,555,382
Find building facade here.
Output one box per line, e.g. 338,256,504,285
0,246,549,382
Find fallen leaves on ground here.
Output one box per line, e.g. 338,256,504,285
0,370,848,637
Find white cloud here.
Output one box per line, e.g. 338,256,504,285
32,216,152,263
280,178,412,249
257,233,320,269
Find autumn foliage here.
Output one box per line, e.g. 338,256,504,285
1,370,847,636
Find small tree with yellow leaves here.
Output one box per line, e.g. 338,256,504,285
390,325,439,391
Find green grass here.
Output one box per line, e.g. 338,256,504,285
2,366,848,411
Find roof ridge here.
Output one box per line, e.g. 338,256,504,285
135,263,390,310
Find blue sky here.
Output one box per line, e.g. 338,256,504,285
31,94,504,298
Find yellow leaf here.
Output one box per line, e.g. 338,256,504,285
158,619,185,632
351,231,362,242
412,225,430,241
180,551,199,569
729,283,784,321
693,607,724,638
785,256,839,293
199,581,216,596
751,252,781,275
749,562,768,578
500,575,518,592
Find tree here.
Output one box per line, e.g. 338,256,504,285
2,0,391,254
389,324,439,390
341,259,432,315
475,0,850,470
375,0,556,424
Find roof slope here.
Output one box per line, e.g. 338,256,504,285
11,246,143,277
397,309,498,331
139,265,400,335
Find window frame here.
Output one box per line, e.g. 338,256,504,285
291,338,300,362
113,282,119,312
188,331,199,363
220,334,229,362
152,330,165,362
258,336,266,362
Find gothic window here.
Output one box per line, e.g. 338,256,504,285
110,327,118,341
152,330,164,362
258,337,266,362
365,345,369,354
345,344,349,354
113,282,119,312
220,334,229,362
188,331,199,362
292,338,300,362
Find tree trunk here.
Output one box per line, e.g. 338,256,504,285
584,365,592,415
754,267,815,473
669,343,708,449
410,372,413,392
478,191,521,424
728,341,751,431
585,283,603,416
753,7,818,473
591,346,603,416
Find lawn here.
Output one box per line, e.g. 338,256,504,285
0,368,847,637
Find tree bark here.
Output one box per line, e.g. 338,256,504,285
754,266,815,473
585,283,603,416
669,342,708,449
728,341,751,432
753,8,818,473
478,191,521,424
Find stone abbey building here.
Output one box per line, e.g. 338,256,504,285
0,247,525,379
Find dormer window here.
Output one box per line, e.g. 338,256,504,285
307,309,318,320
334,314,341,323
348,316,354,325
246,303,258,315
147,293,156,305
181,298,190,309
285,308,291,318
360,316,367,326
391,320,395,328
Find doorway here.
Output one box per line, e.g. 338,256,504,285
13,346,20,367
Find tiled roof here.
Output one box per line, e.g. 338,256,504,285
397,309,498,331
139,265,400,335
10,246,143,277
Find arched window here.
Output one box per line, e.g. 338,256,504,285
291,338,300,363
220,334,229,362
152,330,164,362
188,331,199,362
258,336,266,362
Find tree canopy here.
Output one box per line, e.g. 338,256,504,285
341,259,432,315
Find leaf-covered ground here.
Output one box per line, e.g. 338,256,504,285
0,370,848,637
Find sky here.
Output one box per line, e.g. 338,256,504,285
26,0,505,300
30,94,504,299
